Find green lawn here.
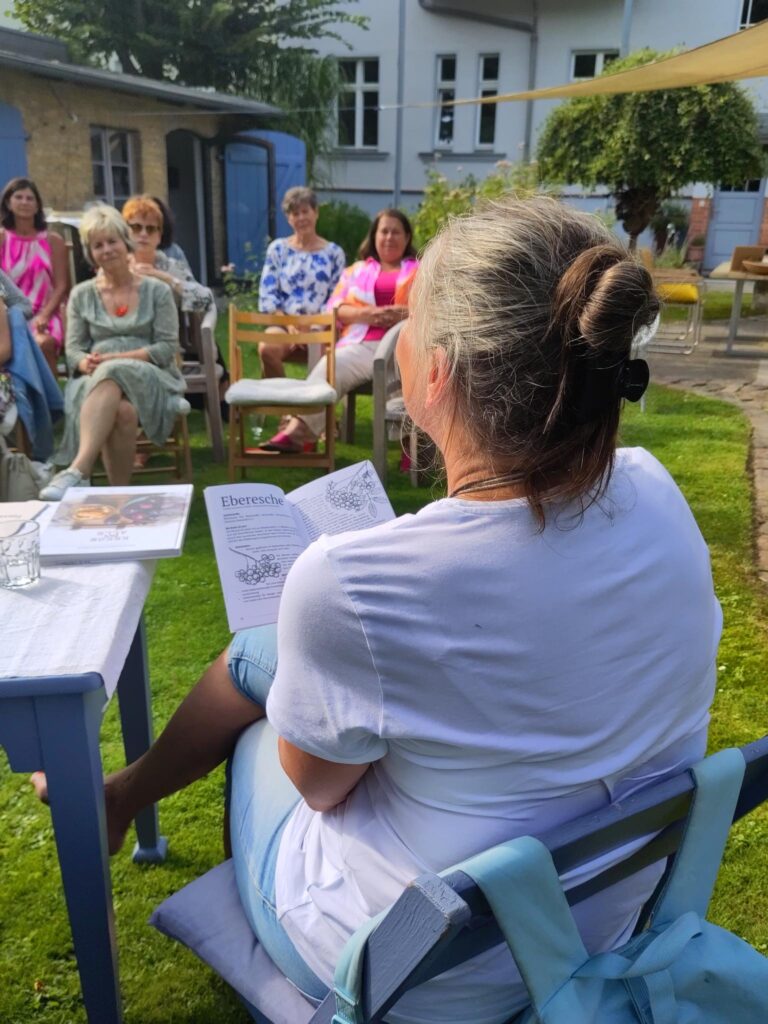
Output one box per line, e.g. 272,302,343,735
664,288,758,322
0,384,766,1022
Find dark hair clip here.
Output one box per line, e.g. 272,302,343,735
568,355,650,425
617,358,649,404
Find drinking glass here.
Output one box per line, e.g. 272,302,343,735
0,519,40,588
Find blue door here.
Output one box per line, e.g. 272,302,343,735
703,183,765,270
248,130,306,238
224,131,306,274
0,102,27,185
224,140,270,275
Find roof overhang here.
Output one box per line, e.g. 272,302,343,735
0,49,281,117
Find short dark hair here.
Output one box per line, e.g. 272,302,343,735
358,208,416,262
1,177,47,231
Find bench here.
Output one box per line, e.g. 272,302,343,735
151,734,768,1024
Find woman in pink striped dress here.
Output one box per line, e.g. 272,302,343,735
0,177,69,376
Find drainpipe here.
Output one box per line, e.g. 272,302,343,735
393,0,407,207
522,1,539,165
621,0,635,57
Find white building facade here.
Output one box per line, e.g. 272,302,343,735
311,0,768,268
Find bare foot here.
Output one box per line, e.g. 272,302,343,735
30,771,49,803
104,769,138,856
30,769,134,856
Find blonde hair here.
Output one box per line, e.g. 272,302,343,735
410,195,659,523
80,204,134,265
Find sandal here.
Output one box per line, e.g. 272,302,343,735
259,431,317,454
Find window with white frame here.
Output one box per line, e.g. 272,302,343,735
90,127,137,207
337,58,379,148
740,0,768,26
435,54,456,148
476,53,499,148
571,50,619,81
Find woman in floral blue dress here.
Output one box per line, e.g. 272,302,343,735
258,187,345,377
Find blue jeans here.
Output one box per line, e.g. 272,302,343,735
228,625,329,1004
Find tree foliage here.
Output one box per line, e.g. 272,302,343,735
12,0,366,178
536,50,764,246
412,161,541,250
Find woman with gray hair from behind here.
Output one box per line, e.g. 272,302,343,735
40,204,185,500
49,197,719,1023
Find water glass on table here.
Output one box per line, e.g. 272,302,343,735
0,519,40,588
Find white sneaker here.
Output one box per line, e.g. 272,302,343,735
173,396,191,415
39,466,90,501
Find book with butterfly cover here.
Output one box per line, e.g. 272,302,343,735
35,484,193,563
204,460,395,631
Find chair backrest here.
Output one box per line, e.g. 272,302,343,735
228,308,337,389
307,734,768,1024
180,308,219,386
730,245,768,273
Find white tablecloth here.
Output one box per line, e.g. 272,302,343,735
1,501,155,698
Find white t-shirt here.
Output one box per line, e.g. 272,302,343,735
267,447,721,1023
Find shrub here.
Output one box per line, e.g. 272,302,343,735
317,200,371,263
412,161,540,250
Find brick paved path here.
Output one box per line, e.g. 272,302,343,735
646,317,768,584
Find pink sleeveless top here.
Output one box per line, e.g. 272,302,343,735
362,269,401,343
0,228,64,347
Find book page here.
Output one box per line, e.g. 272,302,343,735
204,484,311,632
287,461,395,543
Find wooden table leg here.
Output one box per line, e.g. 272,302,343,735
726,280,745,354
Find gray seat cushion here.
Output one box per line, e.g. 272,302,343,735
150,859,317,1024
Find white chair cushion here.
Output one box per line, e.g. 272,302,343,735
225,378,337,406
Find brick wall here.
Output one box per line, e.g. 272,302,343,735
687,197,712,245
759,198,768,247
0,68,235,273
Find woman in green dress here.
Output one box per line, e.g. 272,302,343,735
41,204,186,500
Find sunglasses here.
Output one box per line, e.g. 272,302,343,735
128,222,160,235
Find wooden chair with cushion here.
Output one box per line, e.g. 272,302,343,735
638,248,705,355
226,308,338,481
151,735,768,1024
179,306,225,462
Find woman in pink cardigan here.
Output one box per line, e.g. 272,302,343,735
260,208,418,453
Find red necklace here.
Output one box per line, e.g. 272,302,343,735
114,304,129,317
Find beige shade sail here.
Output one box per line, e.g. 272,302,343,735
445,21,768,107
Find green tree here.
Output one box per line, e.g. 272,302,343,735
12,0,366,178
536,50,763,248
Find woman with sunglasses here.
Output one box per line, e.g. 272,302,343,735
121,195,212,314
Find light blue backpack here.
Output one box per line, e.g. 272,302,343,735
331,748,768,1023
462,748,768,1023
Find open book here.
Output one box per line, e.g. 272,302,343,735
37,485,193,563
205,461,395,631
